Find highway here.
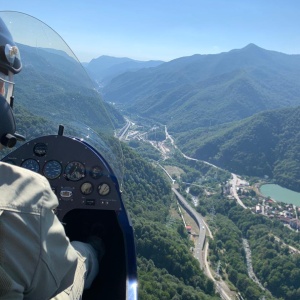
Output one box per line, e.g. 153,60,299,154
117,118,132,140
172,188,234,300
172,188,206,268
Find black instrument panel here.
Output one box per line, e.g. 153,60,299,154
2,135,122,221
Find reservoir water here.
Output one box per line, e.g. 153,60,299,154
260,184,300,206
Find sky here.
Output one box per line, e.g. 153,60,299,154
1,0,300,63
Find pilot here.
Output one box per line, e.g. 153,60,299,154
0,16,104,299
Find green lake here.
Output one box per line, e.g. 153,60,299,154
260,184,300,206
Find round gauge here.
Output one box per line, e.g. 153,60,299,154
21,159,39,172
81,182,93,195
98,183,110,196
33,143,48,157
90,166,103,179
65,161,85,181
43,160,62,179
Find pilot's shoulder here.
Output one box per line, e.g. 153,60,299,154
0,161,47,183
0,162,57,210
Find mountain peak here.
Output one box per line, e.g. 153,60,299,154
243,43,260,49
228,43,270,59
234,43,265,53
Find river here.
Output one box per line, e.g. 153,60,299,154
260,184,300,206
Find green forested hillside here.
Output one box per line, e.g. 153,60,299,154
227,206,300,300
15,44,125,134
193,187,300,300
177,106,300,191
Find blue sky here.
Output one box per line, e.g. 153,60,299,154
1,1,300,62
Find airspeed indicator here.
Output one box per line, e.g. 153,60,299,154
43,160,62,179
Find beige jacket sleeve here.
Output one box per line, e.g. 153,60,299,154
0,163,78,299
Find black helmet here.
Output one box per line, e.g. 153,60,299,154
0,17,22,75
0,16,24,148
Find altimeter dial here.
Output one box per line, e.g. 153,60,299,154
65,161,85,181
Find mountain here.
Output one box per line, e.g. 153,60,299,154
85,55,164,86
15,44,125,134
177,106,300,192
102,44,300,132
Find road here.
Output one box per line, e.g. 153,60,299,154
172,188,234,300
273,235,300,254
165,126,247,211
230,174,247,209
172,188,206,267
157,163,175,184
117,118,132,140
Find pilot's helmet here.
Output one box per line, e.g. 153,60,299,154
0,16,22,148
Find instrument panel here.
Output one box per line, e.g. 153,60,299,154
1,135,122,221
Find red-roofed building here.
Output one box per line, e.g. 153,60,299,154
186,225,192,233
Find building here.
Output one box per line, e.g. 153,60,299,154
255,205,262,214
186,225,192,233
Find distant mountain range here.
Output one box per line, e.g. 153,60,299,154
102,44,300,132
93,44,300,191
85,55,164,86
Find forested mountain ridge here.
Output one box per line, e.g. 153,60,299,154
14,44,125,132
177,106,300,192
102,44,300,132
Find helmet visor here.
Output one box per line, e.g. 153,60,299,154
0,71,14,104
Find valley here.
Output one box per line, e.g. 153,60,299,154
117,116,300,299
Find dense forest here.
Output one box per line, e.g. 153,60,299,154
229,206,300,300
176,106,300,192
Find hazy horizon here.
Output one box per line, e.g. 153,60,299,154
1,1,300,62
